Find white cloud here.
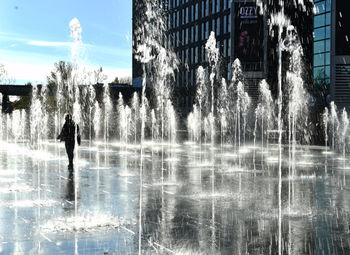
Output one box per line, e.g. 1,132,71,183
27,40,71,47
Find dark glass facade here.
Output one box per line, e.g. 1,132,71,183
313,0,331,86
166,0,233,111
314,0,350,107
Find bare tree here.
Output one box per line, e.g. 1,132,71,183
94,67,107,84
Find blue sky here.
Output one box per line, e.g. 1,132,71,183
0,0,132,84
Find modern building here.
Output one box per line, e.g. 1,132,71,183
133,0,269,114
133,0,314,115
314,0,350,108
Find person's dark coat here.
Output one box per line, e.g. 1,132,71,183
57,118,81,168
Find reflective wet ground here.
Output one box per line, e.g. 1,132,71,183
0,140,350,254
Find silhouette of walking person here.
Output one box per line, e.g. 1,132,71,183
57,114,81,171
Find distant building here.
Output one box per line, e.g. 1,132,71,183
132,0,313,115
314,0,350,108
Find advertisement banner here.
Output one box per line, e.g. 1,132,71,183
234,3,264,67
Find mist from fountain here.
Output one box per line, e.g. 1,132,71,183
2,1,350,254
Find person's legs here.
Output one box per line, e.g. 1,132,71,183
65,141,75,169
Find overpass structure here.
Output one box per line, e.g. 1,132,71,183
0,83,141,113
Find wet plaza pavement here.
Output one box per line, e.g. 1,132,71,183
0,141,350,254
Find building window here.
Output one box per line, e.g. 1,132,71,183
314,27,326,41
314,14,325,28
313,0,332,87
202,1,205,18
224,15,227,33
228,39,231,57
206,0,209,16
228,63,231,80
186,28,189,44
228,14,231,33
224,40,227,57
217,17,220,36
186,7,189,23
314,40,325,54
202,23,205,40
314,53,325,67
205,21,209,38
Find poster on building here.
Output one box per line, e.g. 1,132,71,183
234,3,263,67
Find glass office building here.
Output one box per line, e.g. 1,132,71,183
314,0,350,107
133,0,268,115
313,0,331,86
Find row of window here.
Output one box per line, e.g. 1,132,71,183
313,0,331,86
168,16,231,48
177,96,194,108
172,38,231,66
314,52,330,67
314,66,330,81
168,0,232,13
175,62,232,88
314,0,331,14
169,5,230,29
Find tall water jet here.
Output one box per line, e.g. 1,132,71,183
194,66,207,144
218,78,228,147
238,82,251,146
0,108,2,141
12,110,20,144
131,92,140,144
228,59,247,148
329,102,338,151
205,32,219,145
134,1,179,251
269,5,291,255
93,101,101,140
187,104,200,143
103,83,112,145
69,17,83,64
88,85,96,143
30,83,43,149
41,84,50,143
165,99,176,144
256,80,274,147
340,109,349,157
151,109,157,142
117,93,125,142
285,26,310,151
323,108,329,148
